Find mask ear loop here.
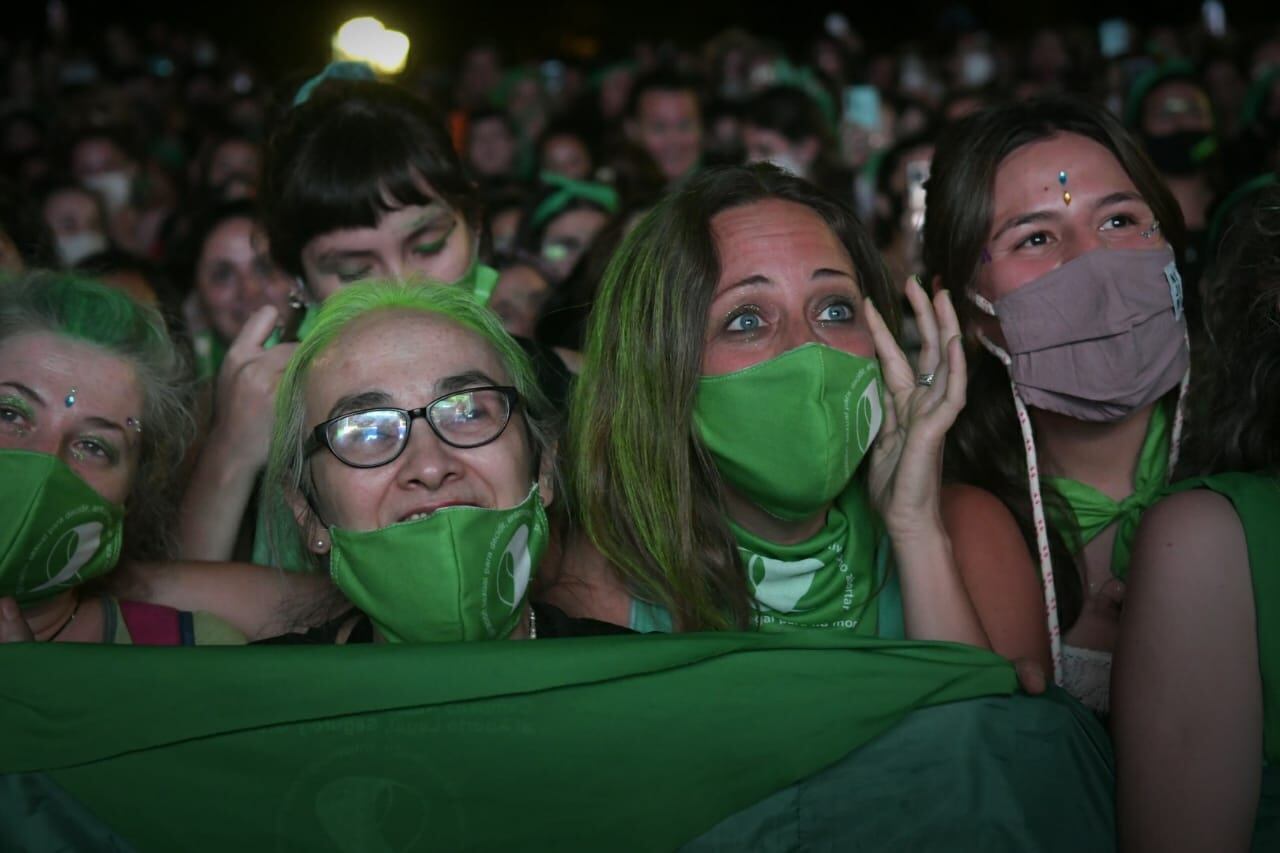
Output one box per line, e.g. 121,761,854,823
1166,331,1191,475
969,292,1064,685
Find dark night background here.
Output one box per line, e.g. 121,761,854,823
5,0,1277,77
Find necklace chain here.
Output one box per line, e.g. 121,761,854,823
528,605,537,640
47,597,82,642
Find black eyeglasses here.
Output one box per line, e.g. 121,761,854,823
306,386,521,469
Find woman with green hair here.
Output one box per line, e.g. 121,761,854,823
547,163,988,645
253,280,629,643
0,273,243,644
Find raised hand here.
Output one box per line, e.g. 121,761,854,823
863,277,967,540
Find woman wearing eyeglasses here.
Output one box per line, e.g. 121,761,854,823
252,280,628,643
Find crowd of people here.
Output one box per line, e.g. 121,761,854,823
2,9,1280,850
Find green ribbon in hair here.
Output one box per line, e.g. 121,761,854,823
530,173,619,228
292,61,377,108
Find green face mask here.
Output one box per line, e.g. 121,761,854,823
693,343,883,522
0,450,125,605
328,486,549,643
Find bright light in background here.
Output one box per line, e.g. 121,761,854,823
332,16,410,75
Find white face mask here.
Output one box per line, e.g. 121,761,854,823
82,171,133,212
56,232,108,267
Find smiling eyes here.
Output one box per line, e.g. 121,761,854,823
1011,211,1146,251
0,397,121,467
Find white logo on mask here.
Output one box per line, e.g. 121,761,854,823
496,524,532,611
855,378,883,453
33,521,103,592
749,555,822,613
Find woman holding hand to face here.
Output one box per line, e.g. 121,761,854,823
550,164,987,645
926,97,1190,712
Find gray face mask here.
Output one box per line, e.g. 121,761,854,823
971,246,1189,422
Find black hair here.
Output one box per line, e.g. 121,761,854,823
262,79,479,279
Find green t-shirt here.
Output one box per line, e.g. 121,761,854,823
1173,472,1280,765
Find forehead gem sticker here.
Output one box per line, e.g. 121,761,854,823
65,388,77,408
1058,170,1068,185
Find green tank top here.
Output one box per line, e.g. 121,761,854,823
1174,472,1280,764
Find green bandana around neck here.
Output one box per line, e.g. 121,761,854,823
733,483,882,633
694,343,883,522
0,450,125,605
328,486,548,643
1046,403,1171,581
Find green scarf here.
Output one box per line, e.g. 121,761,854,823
1046,404,1171,581
732,484,882,634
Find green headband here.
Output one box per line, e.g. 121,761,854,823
292,61,377,108
1124,60,1198,127
530,173,619,228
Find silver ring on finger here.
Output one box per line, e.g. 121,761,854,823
916,372,936,387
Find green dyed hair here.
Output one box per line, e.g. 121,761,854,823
566,163,899,632
265,280,553,570
0,272,195,559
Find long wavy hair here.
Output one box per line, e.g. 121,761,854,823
1181,183,1280,476
566,163,899,631
923,96,1187,631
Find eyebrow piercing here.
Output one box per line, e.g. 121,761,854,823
65,388,77,408
126,417,143,433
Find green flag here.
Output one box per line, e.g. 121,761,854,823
4,633,1023,851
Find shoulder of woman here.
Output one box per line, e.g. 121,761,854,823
1130,489,1246,581
940,483,1037,582
941,483,1022,538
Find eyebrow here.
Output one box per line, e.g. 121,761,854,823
991,191,1149,242
82,416,127,438
327,391,393,419
436,370,501,394
0,381,44,405
720,268,855,296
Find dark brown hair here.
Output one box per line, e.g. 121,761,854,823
923,95,1186,631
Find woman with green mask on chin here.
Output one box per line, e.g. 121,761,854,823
547,163,989,645
254,281,629,644
0,273,244,645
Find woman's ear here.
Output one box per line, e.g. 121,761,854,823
287,486,330,555
537,444,556,507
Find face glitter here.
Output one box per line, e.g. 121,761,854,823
1140,220,1161,239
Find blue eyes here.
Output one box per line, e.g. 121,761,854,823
723,301,855,334
726,311,763,332
819,303,853,322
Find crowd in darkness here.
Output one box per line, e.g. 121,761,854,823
2,6,1280,850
